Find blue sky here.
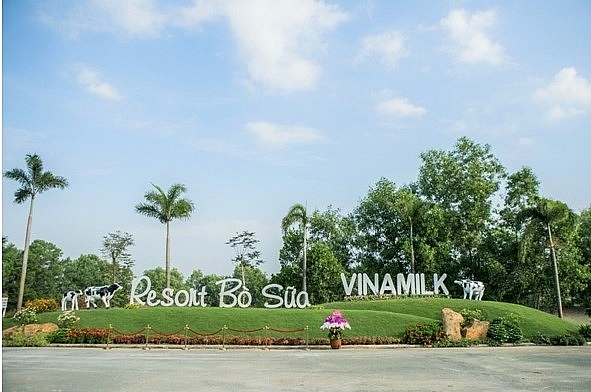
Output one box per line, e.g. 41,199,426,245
3,0,590,279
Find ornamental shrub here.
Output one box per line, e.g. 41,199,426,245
57,311,80,329
3,331,49,347
13,307,38,326
24,298,59,313
404,322,447,346
549,334,586,346
487,313,523,344
459,308,487,327
578,323,591,341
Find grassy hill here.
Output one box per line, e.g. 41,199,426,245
4,298,584,342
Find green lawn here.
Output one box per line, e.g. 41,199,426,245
3,298,583,341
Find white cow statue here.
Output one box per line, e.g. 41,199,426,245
84,283,122,309
61,290,83,311
454,279,485,300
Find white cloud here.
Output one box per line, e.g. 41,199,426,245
222,0,350,91
92,0,166,37
356,30,408,69
377,97,426,117
73,65,122,101
45,0,350,92
247,121,326,148
440,8,507,66
534,67,591,120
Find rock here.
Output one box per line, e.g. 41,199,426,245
441,308,464,341
461,319,490,340
2,323,59,340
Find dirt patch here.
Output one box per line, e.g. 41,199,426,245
563,307,590,324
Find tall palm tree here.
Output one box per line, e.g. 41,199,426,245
135,183,194,289
281,203,309,293
524,198,573,318
393,188,422,274
4,154,69,311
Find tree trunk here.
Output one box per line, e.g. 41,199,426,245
17,197,35,311
409,219,415,274
165,221,171,289
302,228,307,293
547,223,563,318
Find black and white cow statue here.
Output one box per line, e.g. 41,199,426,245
454,279,485,300
84,283,122,309
61,290,83,311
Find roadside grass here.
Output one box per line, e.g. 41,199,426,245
3,298,581,341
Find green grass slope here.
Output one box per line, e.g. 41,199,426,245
3,298,581,341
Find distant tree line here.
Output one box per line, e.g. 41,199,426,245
3,138,590,316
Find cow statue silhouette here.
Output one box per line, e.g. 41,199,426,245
454,279,485,300
84,283,122,309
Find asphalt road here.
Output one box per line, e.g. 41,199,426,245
2,345,590,391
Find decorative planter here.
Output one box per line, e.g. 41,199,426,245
330,338,342,349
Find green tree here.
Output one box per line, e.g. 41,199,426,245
306,243,347,304
417,137,506,278
308,206,357,271
281,203,309,292
2,238,22,311
393,187,423,274
523,198,576,318
143,267,186,295
135,183,194,289
185,270,227,307
353,178,408,274
3,154,69,310
226,231,263,287
232,265,268,307
101,231,135,284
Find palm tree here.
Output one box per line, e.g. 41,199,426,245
281,203,309,293
4,154,69,311
524,198,573,318
135,183,194,289
393,188,422,274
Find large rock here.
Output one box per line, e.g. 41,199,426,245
2,323,59,340
461,319,490,340
441,308,464,341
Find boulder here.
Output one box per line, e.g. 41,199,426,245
461,319,490,340
441,308,463,341
2,323,59,340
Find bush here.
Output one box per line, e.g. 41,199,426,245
3,331,49,347
404,323,447,346
549,334,586,346
57,311,80,329
13,307,38,326
47,328,69,344
459,308,487,327
487,313,523,344
578,323,591,341
24,298,59,313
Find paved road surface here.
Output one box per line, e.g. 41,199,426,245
3,346,590,391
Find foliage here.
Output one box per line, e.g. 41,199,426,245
24,298,59,313
459,308,486,327
404,322,446,346
13,307,38,325
578,323,591,340
3,331,49,347
135,183,194,289
57,310,80,329
281,203,309,292
320,310,351,339
46,328,69,343
101,231,135,284
227,231,263,287
66,328,110,344
487,313,523,344
4,153,69,311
